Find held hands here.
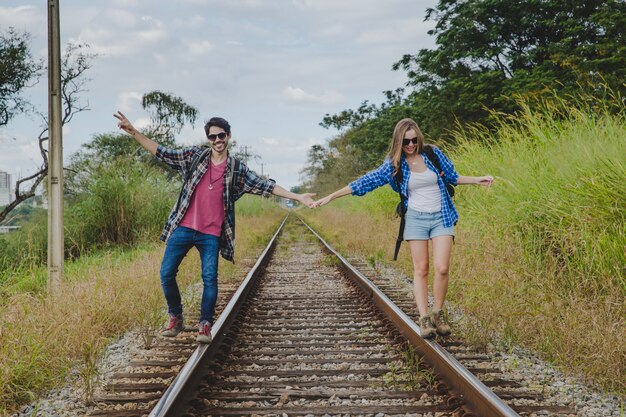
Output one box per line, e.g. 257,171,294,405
297,193,317,209
114,111,136,135
313,195,333,208
295,193,331,209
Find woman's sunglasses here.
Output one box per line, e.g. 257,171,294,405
207,132,228,141
402,137,418,146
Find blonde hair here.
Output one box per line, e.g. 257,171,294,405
388,118,425,178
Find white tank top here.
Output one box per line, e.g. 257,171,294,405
407,169,441,213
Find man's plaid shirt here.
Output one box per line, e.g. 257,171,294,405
349,146,460,227
155,145,275,262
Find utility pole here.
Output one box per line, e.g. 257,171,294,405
47,0,64,294
260,162,265,177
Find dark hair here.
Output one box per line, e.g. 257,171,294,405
204,117,231,136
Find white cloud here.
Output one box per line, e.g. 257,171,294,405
1,0,438,190
133,117,151,130
111,0,141,6
106,9,138,28
0,6,44,34
116,92,143,114
281,87,345,106
68,12,167,57
187,40,213,56
178,0,210,5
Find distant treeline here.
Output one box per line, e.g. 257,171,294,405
301,0,626,194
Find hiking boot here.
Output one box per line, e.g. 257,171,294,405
197,320,212,344
161,314,184,337
431,309,451,336
419,315,436,339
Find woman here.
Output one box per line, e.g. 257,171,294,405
315,118,493,338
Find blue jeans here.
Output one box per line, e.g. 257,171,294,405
159,226,219,324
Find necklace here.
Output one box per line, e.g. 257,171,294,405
208,161,224,190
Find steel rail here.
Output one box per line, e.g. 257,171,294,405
300,217,519,417
149,214,289,417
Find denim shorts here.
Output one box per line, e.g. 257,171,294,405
404,209,455,241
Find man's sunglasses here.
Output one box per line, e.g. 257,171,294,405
207,132,228,141
402,137,418,146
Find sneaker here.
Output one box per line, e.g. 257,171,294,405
197,320,212,344
419,315,436,339
431,309,451,336
161,314,184,337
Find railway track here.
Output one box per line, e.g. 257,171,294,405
89,214,577,417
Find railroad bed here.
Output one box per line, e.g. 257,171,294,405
89,215,578,417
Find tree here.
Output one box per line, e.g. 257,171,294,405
322,0,626,141
0,28,44,126
65,91,200,195
142,90,198,147
392,0,626,135
312,0,626,189
0,44,94,223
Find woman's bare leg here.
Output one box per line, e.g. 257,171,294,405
431,235,453,311
408,240,430,316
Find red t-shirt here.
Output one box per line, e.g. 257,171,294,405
179,159,226,237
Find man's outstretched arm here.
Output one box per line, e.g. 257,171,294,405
114,111,158,155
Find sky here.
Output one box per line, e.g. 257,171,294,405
0,0,437,190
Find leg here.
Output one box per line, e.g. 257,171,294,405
431,235,453,311
160,227,194,317
195,232,220,325
408,240,429,316
431,235,453,336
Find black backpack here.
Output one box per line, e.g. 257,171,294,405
392,145,455,260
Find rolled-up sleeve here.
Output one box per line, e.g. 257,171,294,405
349,160,393,196
433,147,459,186
155,145,196,172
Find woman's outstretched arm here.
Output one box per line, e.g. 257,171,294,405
314,186,352,207
456,175,494,186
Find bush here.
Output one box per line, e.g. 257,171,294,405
0,158,178,287
65,158,177,252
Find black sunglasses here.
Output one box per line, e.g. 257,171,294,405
207,132,228,141
402,137,418,146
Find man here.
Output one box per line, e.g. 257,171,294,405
114,111,315,343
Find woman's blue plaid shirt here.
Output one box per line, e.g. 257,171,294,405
349,146,459,227
155,145,275,263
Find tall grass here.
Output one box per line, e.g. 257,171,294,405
302,93,625,394
0,159,177,284
0,196,285,413
454,103,625,296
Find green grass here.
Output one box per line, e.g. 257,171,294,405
302,92,626,395
452,98,625,297
0,242,160,300
0,197,286,413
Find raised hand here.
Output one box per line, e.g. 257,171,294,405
114,111,136,135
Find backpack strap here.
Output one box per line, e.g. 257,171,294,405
422,144,442,176
173,147,211,214
423,144,455,198
228,156,242,197
393,166,407,261
185,147,211,184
